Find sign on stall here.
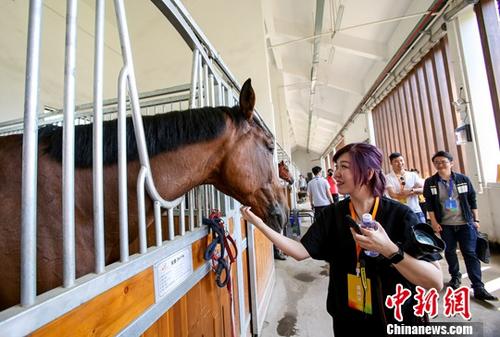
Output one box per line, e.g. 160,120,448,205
154,246,193,302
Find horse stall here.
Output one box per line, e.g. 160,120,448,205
0,1,287,336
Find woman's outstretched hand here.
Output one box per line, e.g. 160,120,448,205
240,206,264,227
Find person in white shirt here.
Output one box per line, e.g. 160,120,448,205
385,152,426,223
307,166,333,217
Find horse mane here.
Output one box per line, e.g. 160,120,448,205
38,106,246,168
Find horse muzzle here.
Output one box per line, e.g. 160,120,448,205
268,203,288,232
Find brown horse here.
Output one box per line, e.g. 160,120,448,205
278,160,294,185
0,79,288,310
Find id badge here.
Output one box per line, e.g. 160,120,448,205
445,198,458,211
347,273,373,314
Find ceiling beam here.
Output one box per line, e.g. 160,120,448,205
332,32,387,61
283,76,364,96
262,2,283,70
267,10,435,50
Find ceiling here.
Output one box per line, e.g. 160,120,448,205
262,0,434,154
0,0,435,156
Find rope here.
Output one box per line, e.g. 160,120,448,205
203,210,238,337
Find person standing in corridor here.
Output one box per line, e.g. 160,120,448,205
385,152,426,223
307,166,333,217
241,143,443,336
327,168,340,203
424,150,497,301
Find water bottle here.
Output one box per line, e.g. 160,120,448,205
361,213,379,257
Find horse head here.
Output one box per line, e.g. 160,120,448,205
214,79,288,232
278,160,294,185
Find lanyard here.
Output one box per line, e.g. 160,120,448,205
440,177,454,199
349,197,380,285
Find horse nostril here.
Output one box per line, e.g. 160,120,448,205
271,205,287,224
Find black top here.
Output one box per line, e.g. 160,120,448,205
423,171,477,224
301,197,441,334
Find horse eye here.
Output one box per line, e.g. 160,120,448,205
267,143,275,152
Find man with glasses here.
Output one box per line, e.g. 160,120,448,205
385,152,426,223
424,150,497,301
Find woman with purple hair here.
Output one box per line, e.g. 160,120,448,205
241,143,443,336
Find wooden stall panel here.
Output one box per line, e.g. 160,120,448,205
142,213,249,337
192,236,210,270
242,249,251,320
141,270,240,337
32,269,154,337
253,229,273,303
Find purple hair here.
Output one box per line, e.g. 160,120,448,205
332,143,386,197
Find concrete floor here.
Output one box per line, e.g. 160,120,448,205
260,207,500,337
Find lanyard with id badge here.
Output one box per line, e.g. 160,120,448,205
347,197,379,314
442,178,458,212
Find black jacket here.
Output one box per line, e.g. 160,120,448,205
423,171,477,224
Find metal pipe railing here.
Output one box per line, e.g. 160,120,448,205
62,0,78,289
115,0,184,211
188,191,195,231
4,0,280,334
118,67,130,263
137,166,148,254
20,0,43,307
189,50,200,108
154,201,163,246
93,0,106,275
168,208,175,240
179,199,186,236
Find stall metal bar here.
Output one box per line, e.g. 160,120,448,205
154,201,163,247
189,49,199,109
93,0,106,274
179,199,186,236
118,67,130,262
137,167,148,254
20,0,43,307
168,208,175,240
189,190,195,231
62,0,78,288
115,0,184,210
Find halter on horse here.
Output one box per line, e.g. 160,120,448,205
0,79,288,310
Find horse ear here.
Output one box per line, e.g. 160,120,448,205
239,78,255,120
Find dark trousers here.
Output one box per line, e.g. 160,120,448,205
332,193,339,204
440,223,483,289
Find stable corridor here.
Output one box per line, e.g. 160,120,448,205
261,204,500,337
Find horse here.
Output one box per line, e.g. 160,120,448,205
0,79,288,310
278,160,294,185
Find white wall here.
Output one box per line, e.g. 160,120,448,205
0,0,276,133
268,62,293,155
457,7,500,184
342,113,369,145
182,0,275,133
291,147,322,177
446,7,500,243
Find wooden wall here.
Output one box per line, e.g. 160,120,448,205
31,215,258,337
31,269,155,337
141,217,255,337
141,269,237,337
372,36,466,179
